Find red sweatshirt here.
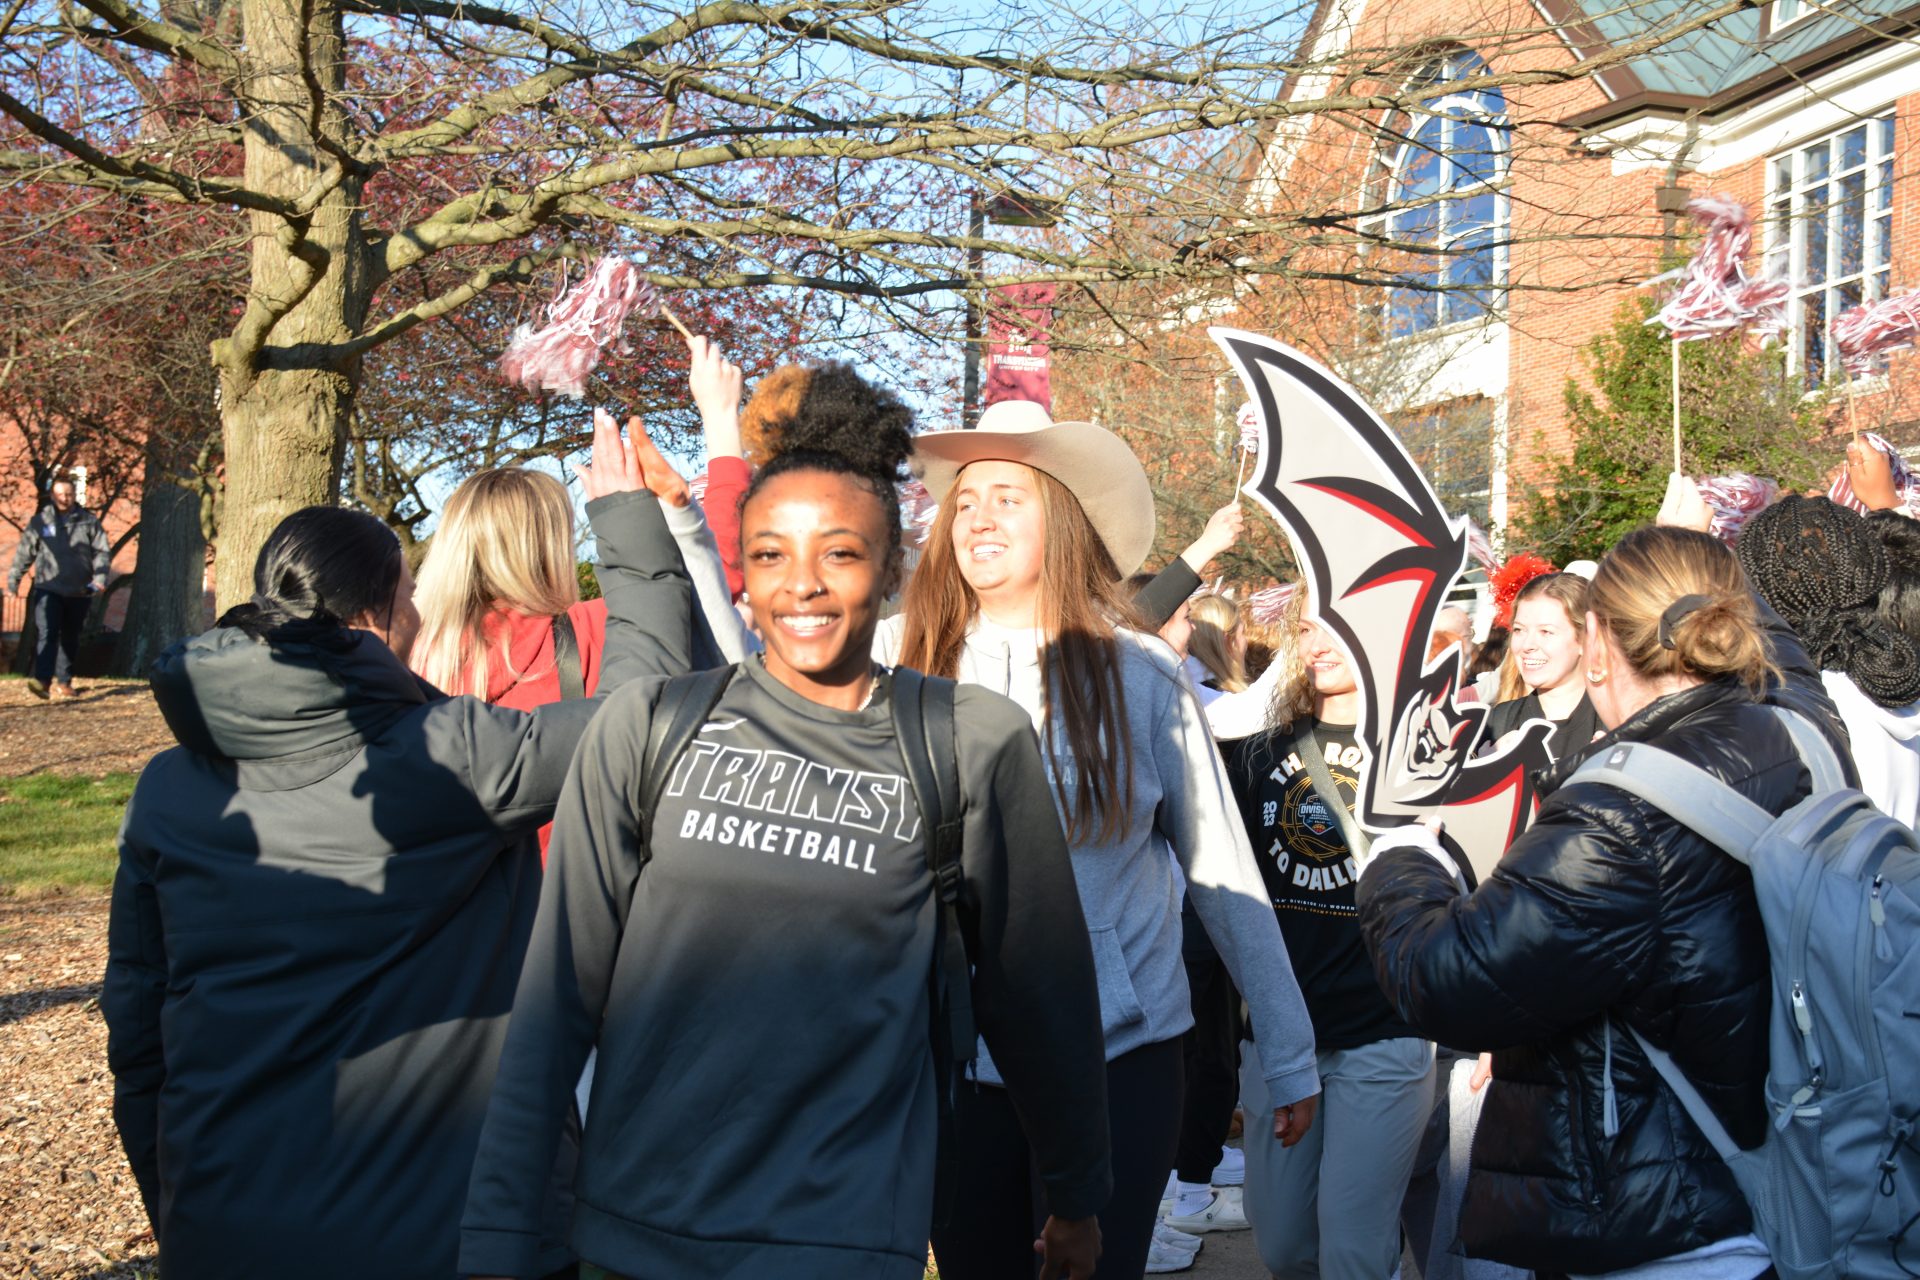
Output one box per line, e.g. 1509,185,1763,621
467,599,609,859
703,455,750,600
474,599,609,710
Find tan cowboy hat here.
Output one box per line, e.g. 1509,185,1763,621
912,399,1157,577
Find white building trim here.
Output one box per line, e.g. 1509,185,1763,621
1584,39,1920,176
1366,320,1510,414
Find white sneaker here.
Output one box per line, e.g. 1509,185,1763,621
1146,1232,1199,1272
1154,1222,1203,1256
1163,1186,1250,1234
1211,1144,1245,1187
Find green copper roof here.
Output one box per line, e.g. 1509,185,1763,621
1572,0,1914,101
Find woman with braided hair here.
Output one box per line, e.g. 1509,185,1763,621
1737,495,1920,826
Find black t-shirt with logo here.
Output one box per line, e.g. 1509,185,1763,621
1223,721,1419,1053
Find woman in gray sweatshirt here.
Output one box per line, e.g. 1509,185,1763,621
462,369,1113,1280
882,400,1321,1280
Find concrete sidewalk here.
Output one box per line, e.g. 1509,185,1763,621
1181,1221,1267,1277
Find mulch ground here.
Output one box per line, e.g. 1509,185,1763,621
0,681,174,780
1,681,164,1276
0,898,153,1278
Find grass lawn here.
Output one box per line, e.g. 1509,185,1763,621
0,772,134,895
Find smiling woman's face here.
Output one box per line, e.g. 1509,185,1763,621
1297,620,1356,698
1511,595,1582,694
741,469,897,701
948,460,1046,610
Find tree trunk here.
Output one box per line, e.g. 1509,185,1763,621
210,0,369,610
112,437,208,677
214,367,355,608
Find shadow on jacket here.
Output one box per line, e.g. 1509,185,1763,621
1356,613,1852,1274
101,491,691,1280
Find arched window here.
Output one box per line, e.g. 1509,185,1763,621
1376,51,1508,337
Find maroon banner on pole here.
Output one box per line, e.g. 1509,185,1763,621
984,283,1056,411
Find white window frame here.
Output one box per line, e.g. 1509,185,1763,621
1763,110,1896,388
1362,52,1510,341
1771,0,1815,33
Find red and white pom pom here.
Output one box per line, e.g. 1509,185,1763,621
898,477,940,548
687,471,710,504
1236,401,1262,453
1829,431,1920,515
499,255,662,398
1246,582,1301,626
1462,519,1498,575
1647,195,1789,343
1694,472,1779,543
1833,289,1920,377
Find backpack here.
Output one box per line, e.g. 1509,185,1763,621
639,664,975,1222
1571,705,1920,1280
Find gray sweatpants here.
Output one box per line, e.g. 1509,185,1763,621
1239,1036,1437,1280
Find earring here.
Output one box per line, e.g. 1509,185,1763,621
1586,669,1606,683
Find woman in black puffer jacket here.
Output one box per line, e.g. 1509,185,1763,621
1356,525,1851,1279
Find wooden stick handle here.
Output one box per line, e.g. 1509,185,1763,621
1671,339,1683,474
658,302,696,342
1847,375,1860,442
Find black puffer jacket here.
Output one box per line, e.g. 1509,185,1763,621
1358,663,1851,1273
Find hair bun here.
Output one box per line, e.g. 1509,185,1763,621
740,361,913,485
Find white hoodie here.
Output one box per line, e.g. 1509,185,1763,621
1822,671,1920,826
874,614,1320,1106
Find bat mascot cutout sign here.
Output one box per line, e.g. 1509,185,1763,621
1213,327,1553,879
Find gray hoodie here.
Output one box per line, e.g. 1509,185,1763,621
875,614,1320,1106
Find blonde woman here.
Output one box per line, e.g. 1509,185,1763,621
1358,526,1849,1279
1218,588,1438,1280
1186,592,1251,702
412,468,605,710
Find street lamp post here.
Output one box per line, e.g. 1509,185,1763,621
961,189,1063,428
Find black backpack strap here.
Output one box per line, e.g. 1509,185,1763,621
639,666,735,854
889,665,973,1227
551,612,586,702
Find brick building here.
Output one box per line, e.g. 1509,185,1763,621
1063,0,1920,562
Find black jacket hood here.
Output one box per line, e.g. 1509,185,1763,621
149,624,430,772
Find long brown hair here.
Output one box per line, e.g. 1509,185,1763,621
1263,585,1315,736
898,463,1136,844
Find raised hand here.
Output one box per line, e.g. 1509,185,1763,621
582,407,645,501
625,411,693,509
1655,471,1714,533
1182,500,1247,573
1846,436,1901,511
687,334,745,458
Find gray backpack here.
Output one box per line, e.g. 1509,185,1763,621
1572,707,1920,1280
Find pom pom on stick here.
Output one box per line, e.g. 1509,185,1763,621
500,255,695,397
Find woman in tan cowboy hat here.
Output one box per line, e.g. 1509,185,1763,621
879,399,1322,1280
